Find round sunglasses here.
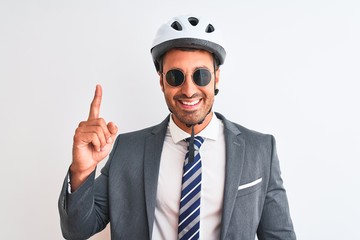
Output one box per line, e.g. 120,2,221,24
163,68,213,87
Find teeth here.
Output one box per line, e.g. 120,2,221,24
181,99,200,106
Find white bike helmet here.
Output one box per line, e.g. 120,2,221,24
151,14,226,71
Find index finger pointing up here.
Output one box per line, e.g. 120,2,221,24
88,84,102,120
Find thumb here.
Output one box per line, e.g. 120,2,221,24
107,122,118,143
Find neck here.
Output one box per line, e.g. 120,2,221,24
172,112,213,135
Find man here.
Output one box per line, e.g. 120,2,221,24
59,14,296,239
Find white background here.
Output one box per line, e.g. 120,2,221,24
1,0,359,239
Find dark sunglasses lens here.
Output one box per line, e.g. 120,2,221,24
193,69,212,86
165,69,184,86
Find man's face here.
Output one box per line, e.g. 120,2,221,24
160,49,219,131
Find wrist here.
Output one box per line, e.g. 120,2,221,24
69,164,96,192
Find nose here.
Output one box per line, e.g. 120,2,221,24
181,74,198,97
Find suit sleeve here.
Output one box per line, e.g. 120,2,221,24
257,135,296,240
58,137,119,240
58,170,106,239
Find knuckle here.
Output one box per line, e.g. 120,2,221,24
94,126,103,134
98,117,105,124
75,127,81,134
73,133,83,143
78,121,86,127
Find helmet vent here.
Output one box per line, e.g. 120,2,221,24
205,24,215,33
171,21,183,31
188,17,199,26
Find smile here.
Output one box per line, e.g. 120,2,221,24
179,99,201,106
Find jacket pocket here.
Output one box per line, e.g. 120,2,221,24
236,177,262,197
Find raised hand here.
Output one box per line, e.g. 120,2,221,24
70,85,118,191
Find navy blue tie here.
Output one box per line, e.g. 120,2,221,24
178,136,204,240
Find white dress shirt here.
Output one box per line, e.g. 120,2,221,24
152,113,226,240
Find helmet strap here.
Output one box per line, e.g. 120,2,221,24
188,125,195,163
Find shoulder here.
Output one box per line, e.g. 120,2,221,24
114,116,169,143
215,112,275,145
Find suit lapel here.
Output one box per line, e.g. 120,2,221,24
142,113,245,239
143,116,169,239
217,114,245,240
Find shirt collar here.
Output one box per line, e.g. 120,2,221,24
169,113,220,144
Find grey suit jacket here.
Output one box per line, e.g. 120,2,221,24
58,113,296,239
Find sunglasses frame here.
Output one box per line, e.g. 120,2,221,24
162,67,214,87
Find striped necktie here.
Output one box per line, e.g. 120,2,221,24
178,136,204,240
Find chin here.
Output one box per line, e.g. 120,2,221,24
177,113,208,126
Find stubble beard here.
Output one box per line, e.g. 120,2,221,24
166,95,214,127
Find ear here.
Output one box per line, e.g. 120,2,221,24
215,67,220,90
159,72,165,92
